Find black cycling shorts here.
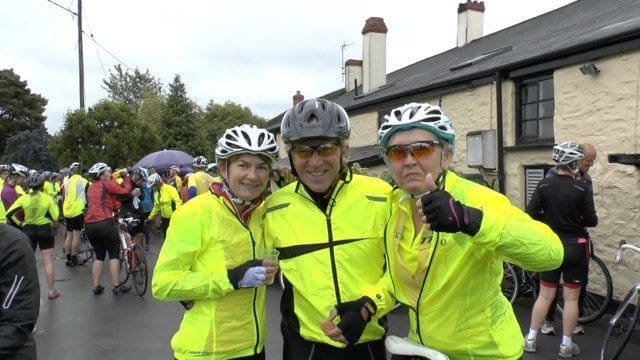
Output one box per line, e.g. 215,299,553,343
23,224,54,251
540,243,588,286
85,219,121,261
65,214,84,231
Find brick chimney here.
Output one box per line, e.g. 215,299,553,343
361,17,387,94
344,59,363,92
457,1,485,47
292,90,304,105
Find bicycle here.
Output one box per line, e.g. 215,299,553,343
76,228,95,265
501,248,612,324
385,335,449,360
600,240,640,360
501,263,539,304
117,217,148,297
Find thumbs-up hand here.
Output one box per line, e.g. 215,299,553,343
416,173,483,236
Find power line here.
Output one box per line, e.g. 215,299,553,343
82,31,130,70
46,0,76,16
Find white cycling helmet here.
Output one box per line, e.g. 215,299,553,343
69,162,82,173
147,173,162,186
88,162,111,177
378,103,455,150
552,142,584,165
215,124,278,163
193,156,208,168
10,163,29,178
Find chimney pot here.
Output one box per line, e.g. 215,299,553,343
361,17,388,35
293,90,304,105
458,0,485,13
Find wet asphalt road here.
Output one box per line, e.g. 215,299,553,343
33,233,639,360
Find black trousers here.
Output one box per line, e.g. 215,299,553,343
283,336,385,360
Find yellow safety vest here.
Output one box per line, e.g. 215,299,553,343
63,174,88,217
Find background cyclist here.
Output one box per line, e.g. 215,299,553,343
524,142,598,358
5,171,60,300
541,142,597,336
84,163,133,295
152,124,279,360
186,156,214,200
62,162,88,267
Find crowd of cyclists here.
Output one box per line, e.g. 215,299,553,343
1,98,603,359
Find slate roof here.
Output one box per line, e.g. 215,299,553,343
333,0,640,111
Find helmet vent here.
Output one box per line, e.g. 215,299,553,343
306,114,320,125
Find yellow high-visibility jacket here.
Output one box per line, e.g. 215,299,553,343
262,170,392,347
363,171,563,360
149,183,182,220
152,192,268,360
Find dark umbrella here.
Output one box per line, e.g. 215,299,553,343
135,149,194,173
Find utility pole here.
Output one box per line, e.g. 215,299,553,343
77,0,85,109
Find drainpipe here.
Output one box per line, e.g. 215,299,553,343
495,71,505,194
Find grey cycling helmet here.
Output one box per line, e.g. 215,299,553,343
69,162,82,173
281,99,350,144
27,172,45,189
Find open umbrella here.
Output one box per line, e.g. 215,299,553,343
135,149,194,173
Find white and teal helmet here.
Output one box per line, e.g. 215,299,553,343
378,103,455,150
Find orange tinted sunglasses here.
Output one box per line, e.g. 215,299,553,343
385,141,441,162
291,143,340,159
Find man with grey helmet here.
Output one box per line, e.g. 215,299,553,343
261,99,391,359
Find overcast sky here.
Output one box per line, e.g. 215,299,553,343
2,0,575,134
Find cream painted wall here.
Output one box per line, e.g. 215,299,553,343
348,113,380,148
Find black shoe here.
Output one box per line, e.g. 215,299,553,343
93,285,105,295
112,284,131,295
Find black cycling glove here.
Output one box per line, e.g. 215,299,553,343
336,296,376,345
420,190,483,236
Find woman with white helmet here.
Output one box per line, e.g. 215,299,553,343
524,142,598,358
84,162,133,295
324,103,564,359
153,124,279,360
146,172,182,238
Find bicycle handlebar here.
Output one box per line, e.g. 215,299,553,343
385,335,449,360
615,241,640,263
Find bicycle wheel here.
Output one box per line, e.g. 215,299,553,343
557,255,613,323
501,263,519,304
131,246,148,296
600,288,639,360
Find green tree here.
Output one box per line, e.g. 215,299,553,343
0,68,48,158
159,75,207,156
102,64,163,110
49,109,102,169
2,128,57,170
136,90,164,151
202,100,265,150
89,100,157,168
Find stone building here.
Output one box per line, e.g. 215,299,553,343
267,0,640,299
